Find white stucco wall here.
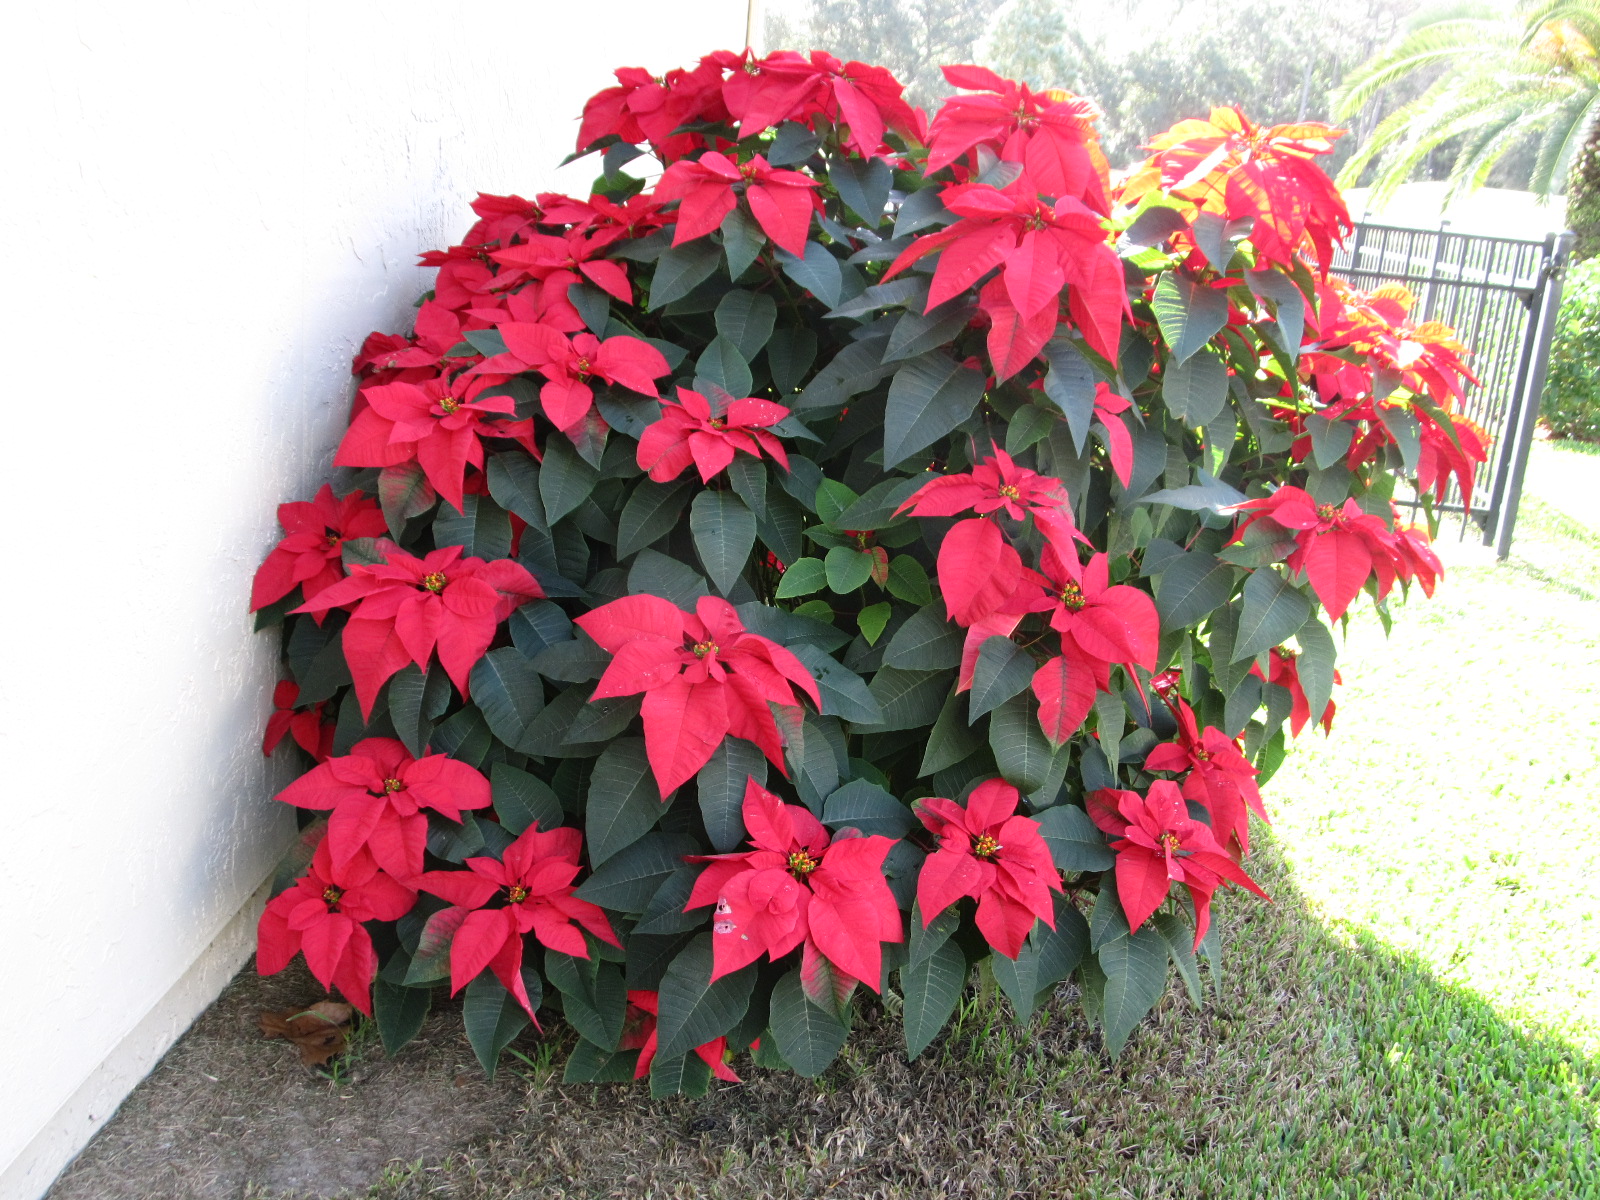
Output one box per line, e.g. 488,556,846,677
0,4,745,1196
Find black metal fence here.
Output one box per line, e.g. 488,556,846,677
1330,222,1573,557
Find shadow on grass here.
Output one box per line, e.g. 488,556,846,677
44,843,1599,1200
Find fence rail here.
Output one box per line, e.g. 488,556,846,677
1331,221,1572,557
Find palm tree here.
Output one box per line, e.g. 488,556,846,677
1332,0,1600,258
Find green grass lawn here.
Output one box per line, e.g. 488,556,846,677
311,449,1597,1200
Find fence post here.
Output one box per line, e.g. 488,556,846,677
1420,221,1448,320
1492,231,1574,559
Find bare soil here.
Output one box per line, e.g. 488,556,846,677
44,962,526,1200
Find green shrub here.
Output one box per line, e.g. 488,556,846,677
1542,256,1600,441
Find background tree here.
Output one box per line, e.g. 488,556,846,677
978,0,1075,92
772,0,1423,167
1048,0,1424,165
764,0,1010,107
1333,0,1600,258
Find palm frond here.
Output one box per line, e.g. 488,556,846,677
1532,90,1600,191
1517,0,1600,48
1333,20,1516,118
1339,66,1583,200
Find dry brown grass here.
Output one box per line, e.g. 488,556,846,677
38,846,1396,1200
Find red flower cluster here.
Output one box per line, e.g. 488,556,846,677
1301,279,1487,508
335,375,534,514
1089,781,1266,946
1143,698,1266,854
474,324,670,439
261,680,332,761
622,990,741,1081
915,780,1062,959
1118,106,1352,274
926,66,1111,213
901,451,1158,745
636,387,791,483
578,49,919,161
686,779,902,989
1252,647,1341,736
575,595,821,794
257,840,416,1015
884,181,1124,378
417,824,618,1021
251,485,386,617
276,737,491,877
1308,280,1477,408
896,448,1085,618
295,543,542,718
655,152,819,258
1229,486,1443,621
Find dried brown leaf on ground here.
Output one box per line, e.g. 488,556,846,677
258,999,354,1066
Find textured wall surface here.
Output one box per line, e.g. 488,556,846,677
0,4,743,1196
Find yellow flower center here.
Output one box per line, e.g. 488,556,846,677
421,572,447,593
507,885,530,903
972,834,1001,859
322,886,344,906
382,778,405,794
324,531,342,549
1194,748,1211,762
1060,581,1086,611
574,357,592,377
997,484,1021,500
691,639,719,658
438,395,461,415
1316,504,1340,522
787,850,818,877
1160,832,1182,855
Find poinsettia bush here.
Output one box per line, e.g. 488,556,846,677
251,52,1484,1093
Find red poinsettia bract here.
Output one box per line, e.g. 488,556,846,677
575,595,821,795
1392,520,1445,597
294,544,542,719
1119,106,1352,275
1252,647,1340,736
489,229,633,304
896,450,1086,626
654,151,820,258
926,65,1111,214
276,736,492,877
335,375,530,514
416,823,618,1021
475,324,670,436
915,779,1062,959
262,680,333,761
1144,698,1266,854
622,990,741,1081
576,59,731,161
257,839,416,1015
1089,781,1267,946
896,447,1076,529
636,387,791,483
717,49,920,157
884,180,1125,377
1229,486,1400,621
685,778,902,990
251,484,387,615
1027,545,1160,743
